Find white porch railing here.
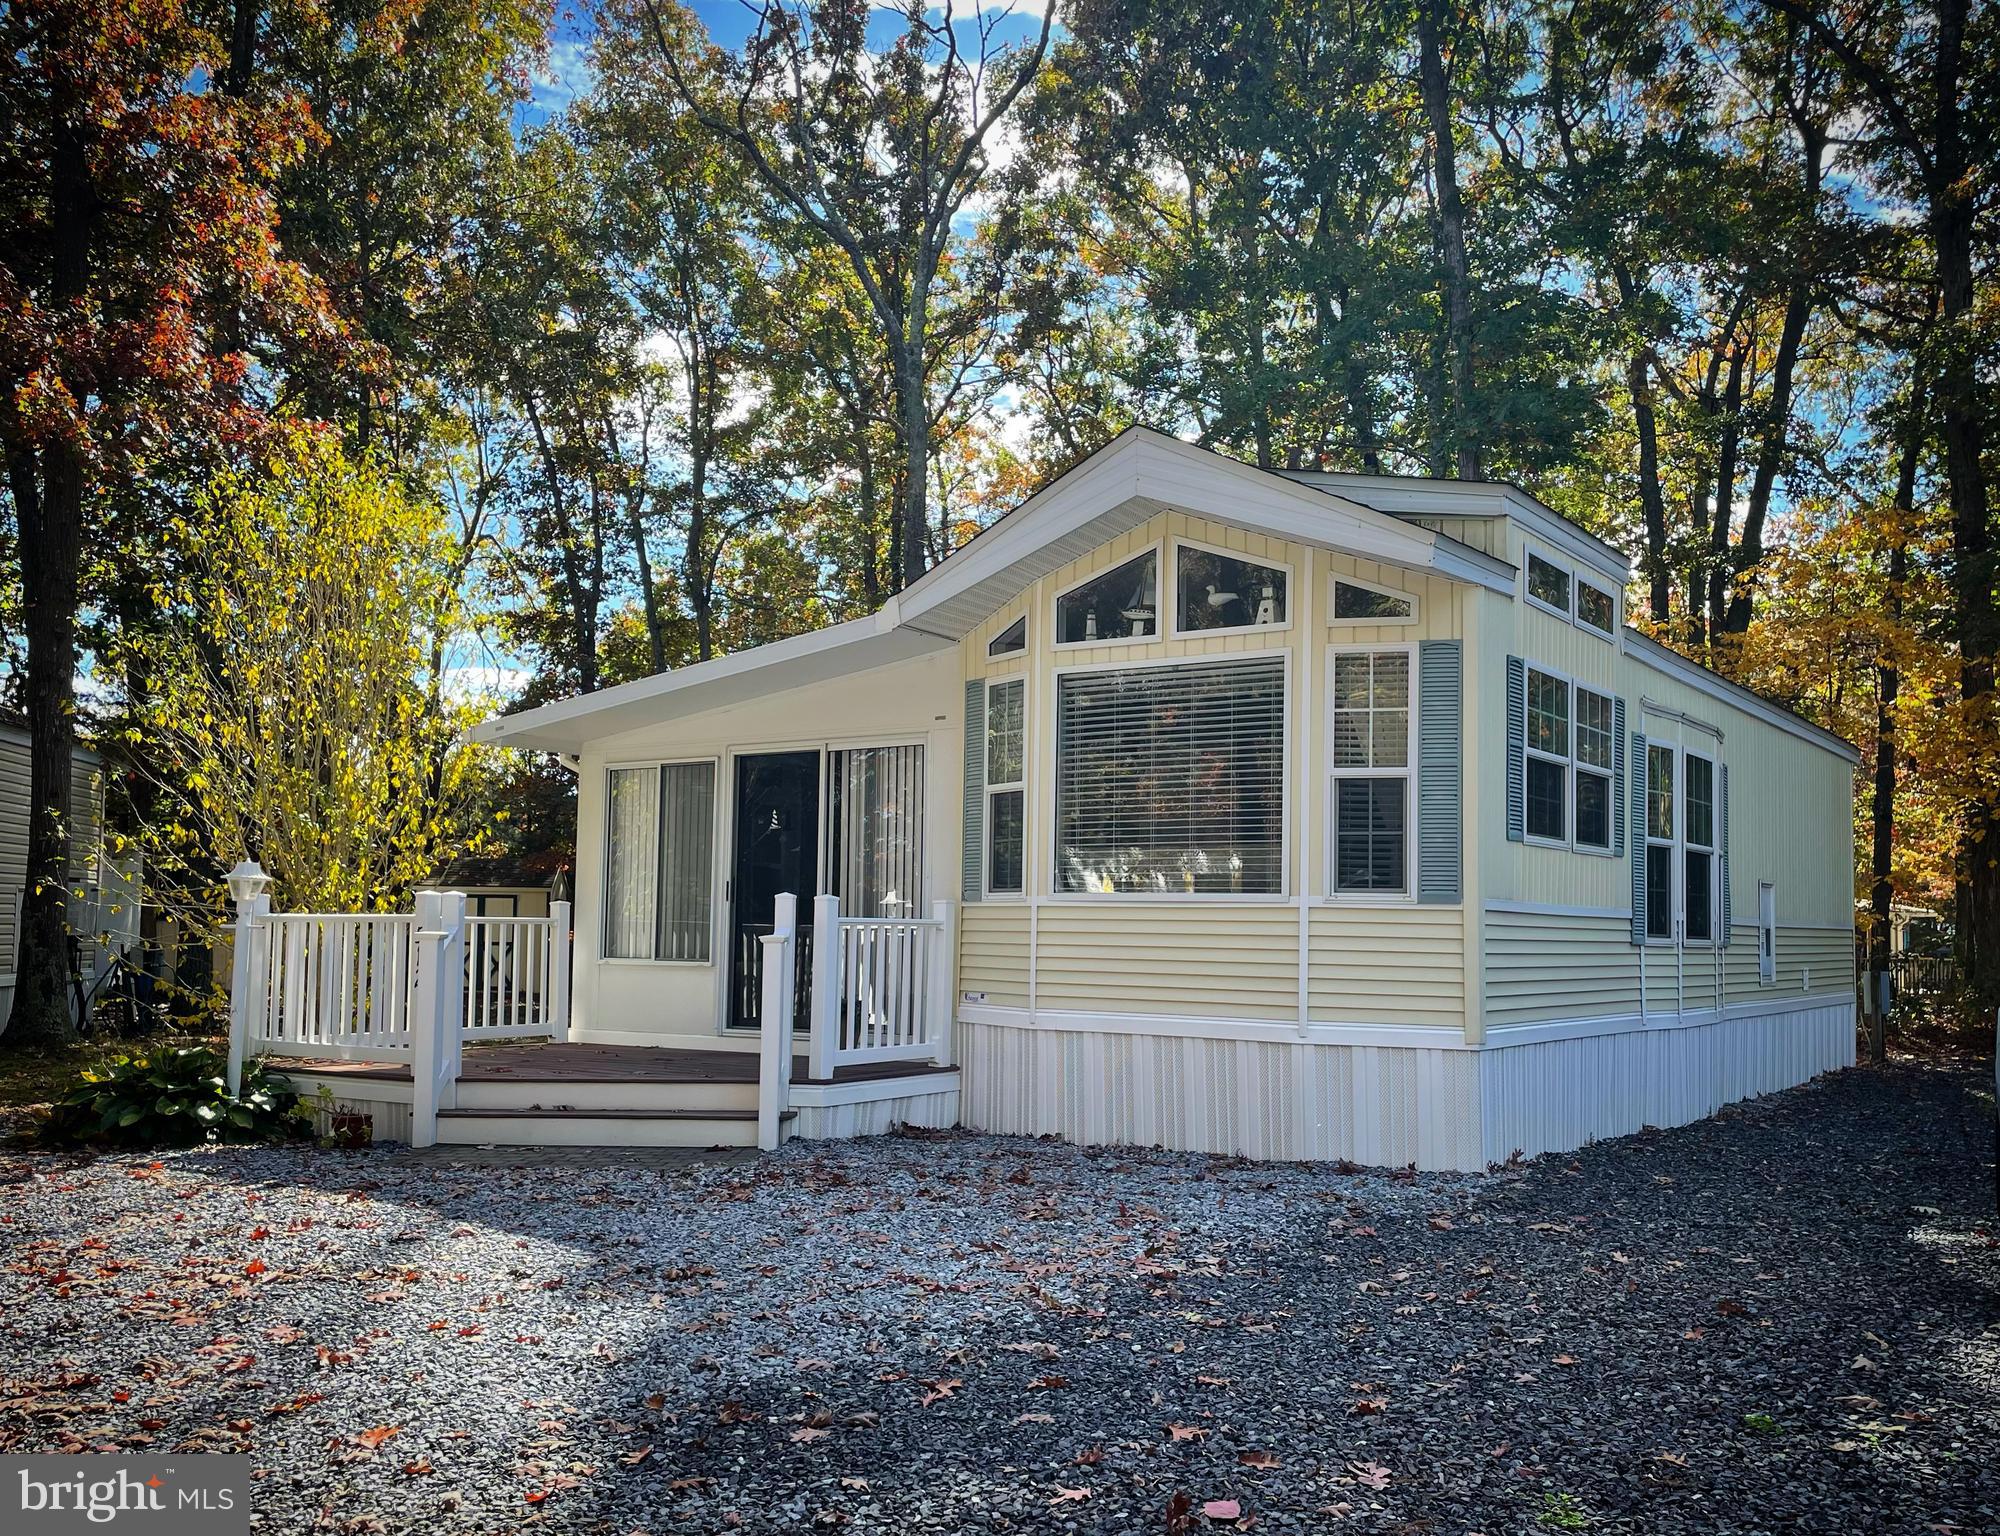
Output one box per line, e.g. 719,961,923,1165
805,893,954,1080
223,867,572,1147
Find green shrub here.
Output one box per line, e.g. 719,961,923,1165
42,1047,302,1147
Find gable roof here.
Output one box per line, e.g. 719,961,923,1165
472,429,1515,752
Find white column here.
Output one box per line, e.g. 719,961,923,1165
548,899,573,1042
437,892,467,1109
930,898,955,1067
225,893,270,1097
409,890,444,1148
757,892,797,1151
809,893,841,1081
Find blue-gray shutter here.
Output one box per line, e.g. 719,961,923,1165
1417,640,1462,903
1719,762,1731,946
962,680,985,903
1629,730,1648,945
1612,698,1627,857
1505,655,1526,842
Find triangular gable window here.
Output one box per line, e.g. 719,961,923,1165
987,615,1026,657
1331,579,1417,622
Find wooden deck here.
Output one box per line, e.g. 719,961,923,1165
274,1041,955,1089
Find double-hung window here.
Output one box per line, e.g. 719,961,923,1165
1330,649,1411,894
604,762,716,960
1684,750,1716,942
985,678,1026,895
1055,655,1286,895
1573,686,1615,851
1524,667,1569,842
1645,743,1675,940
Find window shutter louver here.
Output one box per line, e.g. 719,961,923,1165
1629,730,1648,945
1612,698,1627,857
1418,641,1462,903
1720,763,1731,946
1505,655,1526,842
962,680,985,902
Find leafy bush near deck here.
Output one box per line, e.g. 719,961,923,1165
41,1048,302,1147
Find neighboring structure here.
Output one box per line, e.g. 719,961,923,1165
466,429,1859,1169
0,716,140,1027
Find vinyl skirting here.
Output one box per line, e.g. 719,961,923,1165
956,997,1856,1171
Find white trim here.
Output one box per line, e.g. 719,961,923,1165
1047,646,1294,901
1326,575,1420,627
1624,629,1857,762
1484,899,1629,919
1523,547,1576,624
986,612,1028,659
1050,540,1166,651
1576,573,1619,637
1639,696,1724,740
1167,534,1295,639
600,757,722,967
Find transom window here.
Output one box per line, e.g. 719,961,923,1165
605,762,716,961
1577,579,1616,636
985,678,1025,895
1331,578,1417,623
1056,550,1158,645
1175,544,1287,633
987,614,1026,657
1330,649,1411,894
1527,553,1572,616
1055,655,1285,895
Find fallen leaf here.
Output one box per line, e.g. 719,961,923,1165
1202,1499,1241,1521
1166,1423,1209,1442
1349,1461,1391,1490
356,1426,399,1449
1237,1450,1281,1470
1050,1487,1092,1505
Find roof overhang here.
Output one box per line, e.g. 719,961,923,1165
468,615,953,754
896,427,1513,640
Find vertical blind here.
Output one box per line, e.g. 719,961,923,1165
827,744,925,917
603,762,715,961
1056,656,1286,894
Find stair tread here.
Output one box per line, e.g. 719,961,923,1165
438,1106,791,1122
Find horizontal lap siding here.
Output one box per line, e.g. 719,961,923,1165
1485,911,1638,1026
1308,906,1464,1028
958,905,1030,1007
1034,906,1299,1021
1779,927,1855,996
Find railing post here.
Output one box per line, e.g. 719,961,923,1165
409,891,444,1148
810,893,840,1081
437,891,467,1109
549,899,573,1042
757,893,797,1151
225,892,271,1097
930,898,955,1067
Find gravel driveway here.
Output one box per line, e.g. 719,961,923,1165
3,1063,1996,1534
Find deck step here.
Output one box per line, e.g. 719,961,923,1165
453,1079,759,1113
434,1106,791,1149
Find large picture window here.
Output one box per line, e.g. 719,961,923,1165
605,762,716,960
985,678,1025,895
1055,655,1285,895
1330,649,1411,894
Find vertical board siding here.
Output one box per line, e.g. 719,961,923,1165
958,904,1030,1007
1477,998,1855,1164
1308,906,1465,1027
1033,906,1300,1020
957,1020,1483,1169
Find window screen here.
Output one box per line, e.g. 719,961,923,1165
1056,656,1285,894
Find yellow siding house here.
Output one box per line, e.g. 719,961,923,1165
474,430,1858,1169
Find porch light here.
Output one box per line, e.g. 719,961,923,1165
225,859,272,907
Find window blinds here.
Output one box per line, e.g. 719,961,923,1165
1055,655,1285,895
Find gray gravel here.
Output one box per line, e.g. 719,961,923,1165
2,1063,1996,1534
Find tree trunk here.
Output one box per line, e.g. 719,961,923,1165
1627,350,1671,623
1868,423,1919,1063
894,339,928,591
1417,0,1479,480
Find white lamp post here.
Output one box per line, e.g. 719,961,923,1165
225,859,272,910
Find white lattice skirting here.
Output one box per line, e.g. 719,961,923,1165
957,997,1856,1172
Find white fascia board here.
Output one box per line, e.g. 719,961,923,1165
897,429,1511,636
468,610,949,754
1622,629,1859,763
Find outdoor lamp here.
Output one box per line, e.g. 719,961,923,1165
225,859,272,906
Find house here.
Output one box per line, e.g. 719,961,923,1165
0,715,141,1028
447,429,1859,1168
